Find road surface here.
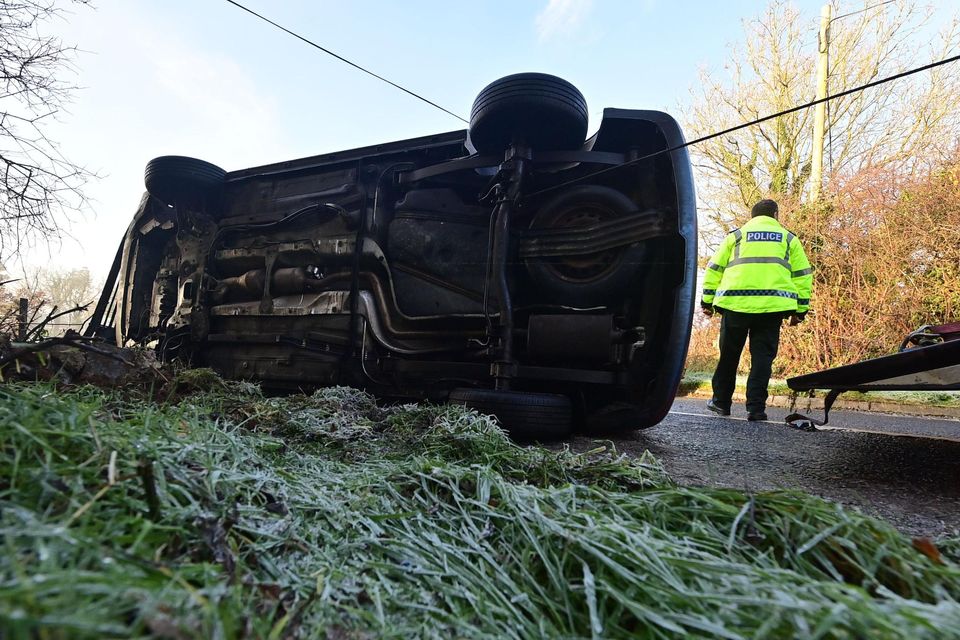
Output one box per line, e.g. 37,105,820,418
566,398,960,538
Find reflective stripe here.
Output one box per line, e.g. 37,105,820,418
716,289,798,300
792,267,813,277
727,256,791,270
707,262,725,272
785,232,795,261
732,229,742,259
797,298,810,305
703,288,717,295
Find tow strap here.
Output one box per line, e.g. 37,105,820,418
785,389,843,431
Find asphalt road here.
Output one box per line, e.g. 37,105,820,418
566,398,960,538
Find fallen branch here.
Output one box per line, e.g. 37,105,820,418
0,332,131,369
24,301,91,341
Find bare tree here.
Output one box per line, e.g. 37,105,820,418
684,0,960,241
0,0,93,261
38,265,95,328
682,0,960,374
0,263,42,336
1,265,97,336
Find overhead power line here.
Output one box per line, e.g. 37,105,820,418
831,0,895,23
223,0,958,199
524,51,960,200
223,0,468,124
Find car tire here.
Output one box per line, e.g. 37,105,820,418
469,73,588,154
585,401,648,433
144,155,226,211
448,387,573,441
525,185,647,307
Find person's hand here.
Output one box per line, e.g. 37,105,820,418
701,303,715,318
789,312,806,326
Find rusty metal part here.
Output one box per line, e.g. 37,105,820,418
214,236,357,264
214,269,266,300
392,262,484,303
213,266,331,302
272,267,324,294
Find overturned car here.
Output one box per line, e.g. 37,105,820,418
87,73,697,438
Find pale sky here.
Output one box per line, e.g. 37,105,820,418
14,0,960,280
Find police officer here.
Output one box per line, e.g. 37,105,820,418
700,199,812,421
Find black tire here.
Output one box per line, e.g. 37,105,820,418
525,185,647,307
448,387,573,441
144,155,226,210
585,401,647,433
469,73,588,154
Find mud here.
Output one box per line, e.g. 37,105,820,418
0,333,168,389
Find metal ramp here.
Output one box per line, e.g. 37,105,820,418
786,323,960,429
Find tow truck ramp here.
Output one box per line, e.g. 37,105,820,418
786,323,960,430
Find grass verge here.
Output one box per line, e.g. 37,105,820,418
2,377,959,639
680,371,960,408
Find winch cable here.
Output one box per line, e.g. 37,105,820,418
223,0,468,123
523,51,960,201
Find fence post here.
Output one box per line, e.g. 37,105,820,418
17,297,28,341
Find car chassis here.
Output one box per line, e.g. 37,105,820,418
86,74,697,438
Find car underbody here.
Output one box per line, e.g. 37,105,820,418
88,75,697,437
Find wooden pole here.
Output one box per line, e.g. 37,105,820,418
810,3,832,201
17,297,28,341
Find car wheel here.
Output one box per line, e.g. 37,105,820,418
448,387,573,441
525,185,647,307
585,401,649,433
144,155,226,213
468,73,588,154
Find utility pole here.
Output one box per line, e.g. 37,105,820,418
810,3,831,201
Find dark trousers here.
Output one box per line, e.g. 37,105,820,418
711,310,783,413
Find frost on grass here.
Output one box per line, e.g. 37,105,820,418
2,380,960,639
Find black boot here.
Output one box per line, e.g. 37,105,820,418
707,399,731,417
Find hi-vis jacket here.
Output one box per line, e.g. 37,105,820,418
701,215,812,314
